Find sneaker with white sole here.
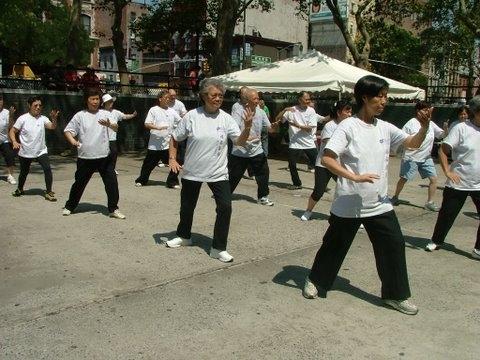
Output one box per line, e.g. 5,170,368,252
472,248,480,260
167,184,181,189
383,299,418,315
302,277,318,299
209,248,233,262
424,202,440,212
166,236,192,248
258,196,274,206
301,211,312,221
44,191,57,202
135,182,142,187
157,163,166,167
359,224,365,230
109,209,126,219
62,208,71,216
6,174,16,185
115,170,119,175
425,242,441,252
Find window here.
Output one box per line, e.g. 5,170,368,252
81,14,91,35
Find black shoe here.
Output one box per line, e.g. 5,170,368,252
12,189,24,197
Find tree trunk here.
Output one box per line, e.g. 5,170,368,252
211,0,241,76
111,0,130,93
66,0,82,66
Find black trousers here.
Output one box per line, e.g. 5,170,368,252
65,157,119,213
135,149,179,187
309,211,411,300
311,166,336,201
228,153,270,199
109,140,118,169
0,142,15,167
288,147,318,186
18,154,52,192
177,179,232,251
431,187,480,249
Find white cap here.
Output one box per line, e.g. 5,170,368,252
102,93,116,103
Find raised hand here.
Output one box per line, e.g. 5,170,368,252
417,107,433,127
243,107,254,129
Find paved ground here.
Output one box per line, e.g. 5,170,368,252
0,154,479,359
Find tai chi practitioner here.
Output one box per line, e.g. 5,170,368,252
9,96,58,201
426,96,480,260
0,94,17,184
165,78,252,262
303,75,432,315
63,88,125,219
134,90,182,188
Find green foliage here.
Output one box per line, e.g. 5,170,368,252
0,0,94,66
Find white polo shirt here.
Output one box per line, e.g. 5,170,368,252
326,116,408,218
0,108,10,143
402,117,444,162
173,107,241,182
14,113,51,158
231,106,270,158
443,121,480,190
64,109,111,159
145,106,181,151
282,105,317,149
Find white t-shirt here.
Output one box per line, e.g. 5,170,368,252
231,106,270,158
105,109,125,141
326,116,408,218
173,107,241,182
282,105,317,149
402,118,444,162
169,99,187,117
14,113,51,158
231,101,244,119
0,108,10,143
145,106,181,151
442,121,480,190
315,120,338,168
64,110,111,159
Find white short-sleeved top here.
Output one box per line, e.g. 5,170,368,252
169,99,187,117
282,106,317,149
0,108,10,143
173,107,241,182
315,120,339,168
145,106,181,151
442,121,480,190
64,109,111,159
402,118,444,162
106,109,125,141
325,116,408,218
13,113,51,158
231,106,270,158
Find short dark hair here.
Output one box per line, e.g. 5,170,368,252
297,91,310,102
83,87,102,106
415,100,431,112
354,75,389,107
457,105,468,115
27,96,42,106
330,99,352,119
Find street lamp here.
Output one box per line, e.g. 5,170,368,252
276,42,303,61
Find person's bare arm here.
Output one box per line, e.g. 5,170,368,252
9,127,20,149
321,150,380,183
438,143,460,184
122,110,137,121
168,138,182,173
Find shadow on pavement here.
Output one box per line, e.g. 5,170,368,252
463,211,479,220
291,208,329,221
231,193,257,204
74,202,110,215
404,235,473,258
272,265,381,306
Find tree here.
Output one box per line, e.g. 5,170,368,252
0,0,93,69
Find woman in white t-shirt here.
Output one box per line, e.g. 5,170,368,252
165,78,253,263
134,89,182,188
303,75,432,315
63,87,125,219
0,94,17,185
102,93,137,174
426,96,480,260
9,96,58,201
301,100,352,221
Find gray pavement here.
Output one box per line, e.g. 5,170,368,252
0,154,479,359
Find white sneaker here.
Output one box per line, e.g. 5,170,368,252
209,248,233,262
115,170,119,175
424,201,440,212
62,208,71,216
425,242,441,252
258,196,274,206
6,174,16,185
166,236,192,248
309,168,315,173
109,209,126,219
301,211,312,221
157,163,166,167
359,224,365,230
135,182,142,187
383,299,418,315
472,248,480,260
302,277,318,299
